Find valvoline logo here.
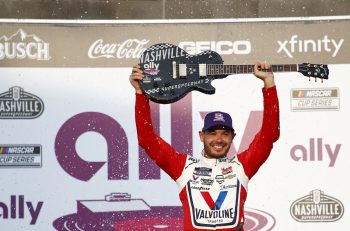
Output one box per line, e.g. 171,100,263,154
53,193,276,231
201,191,228,210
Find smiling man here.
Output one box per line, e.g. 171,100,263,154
130,61,280,231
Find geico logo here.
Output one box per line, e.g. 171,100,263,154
0,42,50,60
179,41,251,55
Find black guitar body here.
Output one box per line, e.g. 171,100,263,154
139,43,225,104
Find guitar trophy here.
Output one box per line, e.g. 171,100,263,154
138,43,329,104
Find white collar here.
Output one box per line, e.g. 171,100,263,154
201,155,228,166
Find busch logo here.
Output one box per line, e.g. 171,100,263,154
88,39,149,59
290,190,344,222
0,29,50,60
277,35,344,58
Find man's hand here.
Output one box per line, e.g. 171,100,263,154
253,61,275,88
129,64,144,94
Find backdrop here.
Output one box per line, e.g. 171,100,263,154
0,18,349,230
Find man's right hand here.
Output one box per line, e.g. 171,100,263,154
129,64,144,94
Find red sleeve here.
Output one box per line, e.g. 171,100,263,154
237,85,280,179
135,93,187,181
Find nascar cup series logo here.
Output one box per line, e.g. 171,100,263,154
0,86,44,119
291,88,339,111
0,29,50,60
290,189,344,222
0,145,42,168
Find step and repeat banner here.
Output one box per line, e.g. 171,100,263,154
0,18,349,230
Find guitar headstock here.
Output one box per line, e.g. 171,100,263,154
298,63,329,81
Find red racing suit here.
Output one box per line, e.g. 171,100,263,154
135,86,280,230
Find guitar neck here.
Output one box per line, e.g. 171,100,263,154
207,64,298,75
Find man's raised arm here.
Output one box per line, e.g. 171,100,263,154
130,65,187,180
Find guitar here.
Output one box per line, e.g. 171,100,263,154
138,43,329,104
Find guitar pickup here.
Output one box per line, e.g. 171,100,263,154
172,61,177,79
179,64,187,78
199,64,207,77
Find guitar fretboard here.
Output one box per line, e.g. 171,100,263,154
207,64,298,75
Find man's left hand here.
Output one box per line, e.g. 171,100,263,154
253,61,275,88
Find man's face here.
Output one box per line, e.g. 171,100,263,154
199,128,235,159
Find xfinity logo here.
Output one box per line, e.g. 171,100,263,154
179,41,251,55
277,35,344,58
0,29,50,60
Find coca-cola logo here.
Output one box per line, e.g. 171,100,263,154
88,39,149,59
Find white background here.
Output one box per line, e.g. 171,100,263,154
0,64,349,230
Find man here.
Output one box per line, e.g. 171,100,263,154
130,62,280,230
